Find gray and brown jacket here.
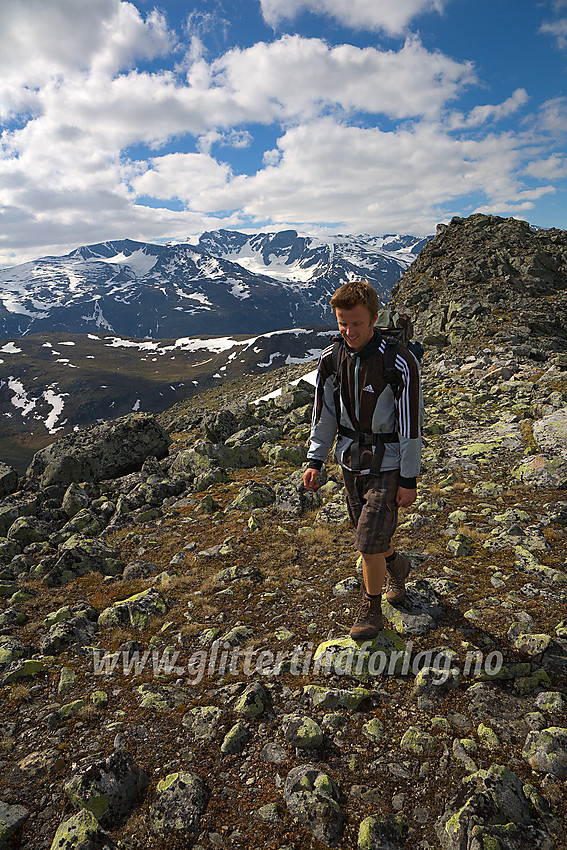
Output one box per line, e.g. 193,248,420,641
306,330,423,487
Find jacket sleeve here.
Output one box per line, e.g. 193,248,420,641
396,348,423,488
306,351,338,470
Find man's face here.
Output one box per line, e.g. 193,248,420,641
335,303,378,351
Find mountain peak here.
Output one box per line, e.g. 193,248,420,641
390,213,567,351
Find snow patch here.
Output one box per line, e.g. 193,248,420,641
43,387,68,433
7,377,36,416
252,368,317,404
95,249,158,277
1,342,22,354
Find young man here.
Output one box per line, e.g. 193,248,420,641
302,280,423,640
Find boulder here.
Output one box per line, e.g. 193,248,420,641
283,764,346,847
64,750,149,828
26,413,171,486
0,463,18,499
149,772,210,837
98,589,168,631
435,764,556,850
40,616,98,656
170,440,263,475
522,727,567,778
357,815,407,850
49,809,117,850
0,801,29,847
533,407,567,458
275,469,324,516
61,483,90,518
282,714,324,749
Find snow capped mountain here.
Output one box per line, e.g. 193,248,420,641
0,230,429,339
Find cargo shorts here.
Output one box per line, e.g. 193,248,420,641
342,468,400,555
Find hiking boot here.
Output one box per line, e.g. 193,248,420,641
350,593,384,640
385,553,411,604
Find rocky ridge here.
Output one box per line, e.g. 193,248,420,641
0,214,567,849
389,213,567,353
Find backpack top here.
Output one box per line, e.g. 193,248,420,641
374,308,414,347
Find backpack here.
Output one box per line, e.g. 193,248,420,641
328,308,422,474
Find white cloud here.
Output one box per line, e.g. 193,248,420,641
448,89,529,130
132,152,231,201
524,154,567,179
168,118,555,234
536,97,567,135
0,0,174,119
540,6,567,48
0,3,562,266
260,0,448,34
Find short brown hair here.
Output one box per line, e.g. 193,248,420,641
330,280,380,316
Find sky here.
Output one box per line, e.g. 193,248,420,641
1,0,567,267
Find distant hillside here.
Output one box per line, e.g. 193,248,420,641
0,326,334,472
0,230,429,339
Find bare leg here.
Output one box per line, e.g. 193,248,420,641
361,544,393,595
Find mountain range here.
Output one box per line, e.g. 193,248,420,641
0,230,429,339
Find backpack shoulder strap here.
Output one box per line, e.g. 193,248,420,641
383,336,401,397
331,338,342,425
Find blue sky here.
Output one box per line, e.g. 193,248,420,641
1,0,566,266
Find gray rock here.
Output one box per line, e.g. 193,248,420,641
533,407,567,458
49,809,117,850
213,563,264,586
273,383,314,412
98,588,167,630
61,483,91,518
282,714,324,749
0,800,29,846
283,764,346,847
542,638,567,676
149,772,210,837
332,576,360,596
182,706,223,742
413,665,461,700
64,750,150,828
228,481,276,510
523,726,567,777
6,516,51,545
275,470,323,516
264,444,308,465
40,616,98,655
382,579,443,635
357,814,407,849
234,681,269,717
534,692,567,714
435,764,556,849
202,405,255,442
225,425,280,448
316,495,350,525
220,720,252,754
259,742,287,764
170,440,263,475
0,463,18,499
27,413,171,486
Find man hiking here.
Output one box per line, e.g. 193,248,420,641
302,280,423,640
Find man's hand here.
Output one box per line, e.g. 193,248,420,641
302,468,320,492
396,486,417,508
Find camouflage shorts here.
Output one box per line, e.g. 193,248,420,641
342,468,400,555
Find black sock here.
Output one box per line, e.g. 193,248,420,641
385,551,397,563
365,591,381,599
